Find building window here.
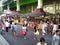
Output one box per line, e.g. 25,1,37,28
43,4,54,13
56,4,59,10
26,6,31,13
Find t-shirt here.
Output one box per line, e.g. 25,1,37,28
53,24,58,31
42,23,48,30
37,42,47,45
22,26,27,32
5,22,9,27
24,20,27,25
53,34,59,45
13,25,17,30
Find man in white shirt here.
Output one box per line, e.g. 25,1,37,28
5,20,10,32
52,30,60,45
37,37,47,45
53,23,58,34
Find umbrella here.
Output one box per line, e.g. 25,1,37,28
22,12,46,17
0,14,6,16
5,11,17,16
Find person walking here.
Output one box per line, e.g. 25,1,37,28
5,20,10,32
34,25,40,41
13,23,18,36
42,22,48,35
37,37,47,45
53,23,58,34
21,25,27,40
52,30,60,45
1,21,5,31
10,21,15,32
34,29,40,41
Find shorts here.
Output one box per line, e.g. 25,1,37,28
14,30,17,33
14,28,17,31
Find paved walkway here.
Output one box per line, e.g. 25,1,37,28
2,25,52,45
1,25,60,45
0,34,10,45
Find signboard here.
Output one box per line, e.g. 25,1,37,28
44,4,55,14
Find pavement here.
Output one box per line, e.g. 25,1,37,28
1,25,60,45
0,34,10,45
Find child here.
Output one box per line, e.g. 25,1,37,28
1,21,5,31
10,21,15,31
13,23,18,36
37,37,47,45
21,25,27,40
34,26,39,41
42,22,48,35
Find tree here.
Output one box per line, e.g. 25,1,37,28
16,0,20,11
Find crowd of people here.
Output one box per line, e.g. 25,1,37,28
0,16,18,36
0,16,60,45
22,18,60,45
36,30,60,45
0,16,28,39
33,19,60,45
